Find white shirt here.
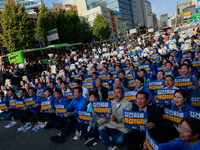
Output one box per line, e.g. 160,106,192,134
139,106,147,112
116,100,122,108
82,86,89,98
164,86,179,90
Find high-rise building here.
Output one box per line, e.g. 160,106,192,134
135,0,153,28
82,6,114,39
0,0,6,11
160,13,168,27
0,0,42,12
76,0,138,29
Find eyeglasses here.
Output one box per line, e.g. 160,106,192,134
179,125,192,134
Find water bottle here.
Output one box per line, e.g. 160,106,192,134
11,116,14,121
75,129,80,140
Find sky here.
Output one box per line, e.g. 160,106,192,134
151,0,189,19
42,0,189,19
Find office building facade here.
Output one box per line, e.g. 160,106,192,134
76,0,138,29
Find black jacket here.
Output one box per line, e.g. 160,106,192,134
132,104,163,143
98,86,108,101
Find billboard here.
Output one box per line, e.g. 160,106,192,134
15,0,42,11
183,12,191,17
198,0,200,11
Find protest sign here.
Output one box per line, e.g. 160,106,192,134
163,106,189,125
78,111,94,125
24,98,35,109
124,91,137,104
9,99,16,109
145,130,162,150
41,101,52,113
55,104,67,117
124,109,148,131
156,89,176,104
91,101,112,117
16,101,25,110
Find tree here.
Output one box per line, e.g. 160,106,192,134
66,8,83,43
37,3,56,45
0,0,34,52
92,14,111,41
81,18,93,43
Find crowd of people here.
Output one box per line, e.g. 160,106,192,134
0,26,200,150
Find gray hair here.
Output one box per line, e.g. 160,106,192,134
96,78,103,83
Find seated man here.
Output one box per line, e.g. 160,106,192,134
21,88,41,122
138,69,150,87
107,73,115,91
119,71,128,88
124,91,163,150
12,88,28,119
50,87,88,143
165,62,179,77
175,64,198,94
96,78,108,101
114,77,129,92
134,77,153,104
76,80,89,98
46,89,69,129
97,87,133,150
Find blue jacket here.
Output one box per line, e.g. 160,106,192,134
191,87,200,96
66,95,88,120
0,97,8,104
171,102,195,112
92,79,96,89
53,96,69,109
133,86,153,103
29,95,42,114
107,80,115,91
41,96,56,105
160,138,200,150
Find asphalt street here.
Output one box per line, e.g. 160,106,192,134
0,120,129,150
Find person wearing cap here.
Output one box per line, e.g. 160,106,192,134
95,78,108,101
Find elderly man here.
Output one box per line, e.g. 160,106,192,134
96,78,108,101
94,87,133,150
124,91,163,150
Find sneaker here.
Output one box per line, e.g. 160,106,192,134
107,146,118,150
38,121,44,125
85,137,95,146
50,133,65,143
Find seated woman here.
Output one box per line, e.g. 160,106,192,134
79,91,100,146
160,118,200,150
162,89,195,143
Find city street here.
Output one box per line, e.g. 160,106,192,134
0,120,128,150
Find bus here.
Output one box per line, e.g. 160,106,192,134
0,43,83,66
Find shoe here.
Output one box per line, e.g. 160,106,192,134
50,133,65,143
38,121,45,125
107,146,118,150
85,137,95,146
45,122,54,129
